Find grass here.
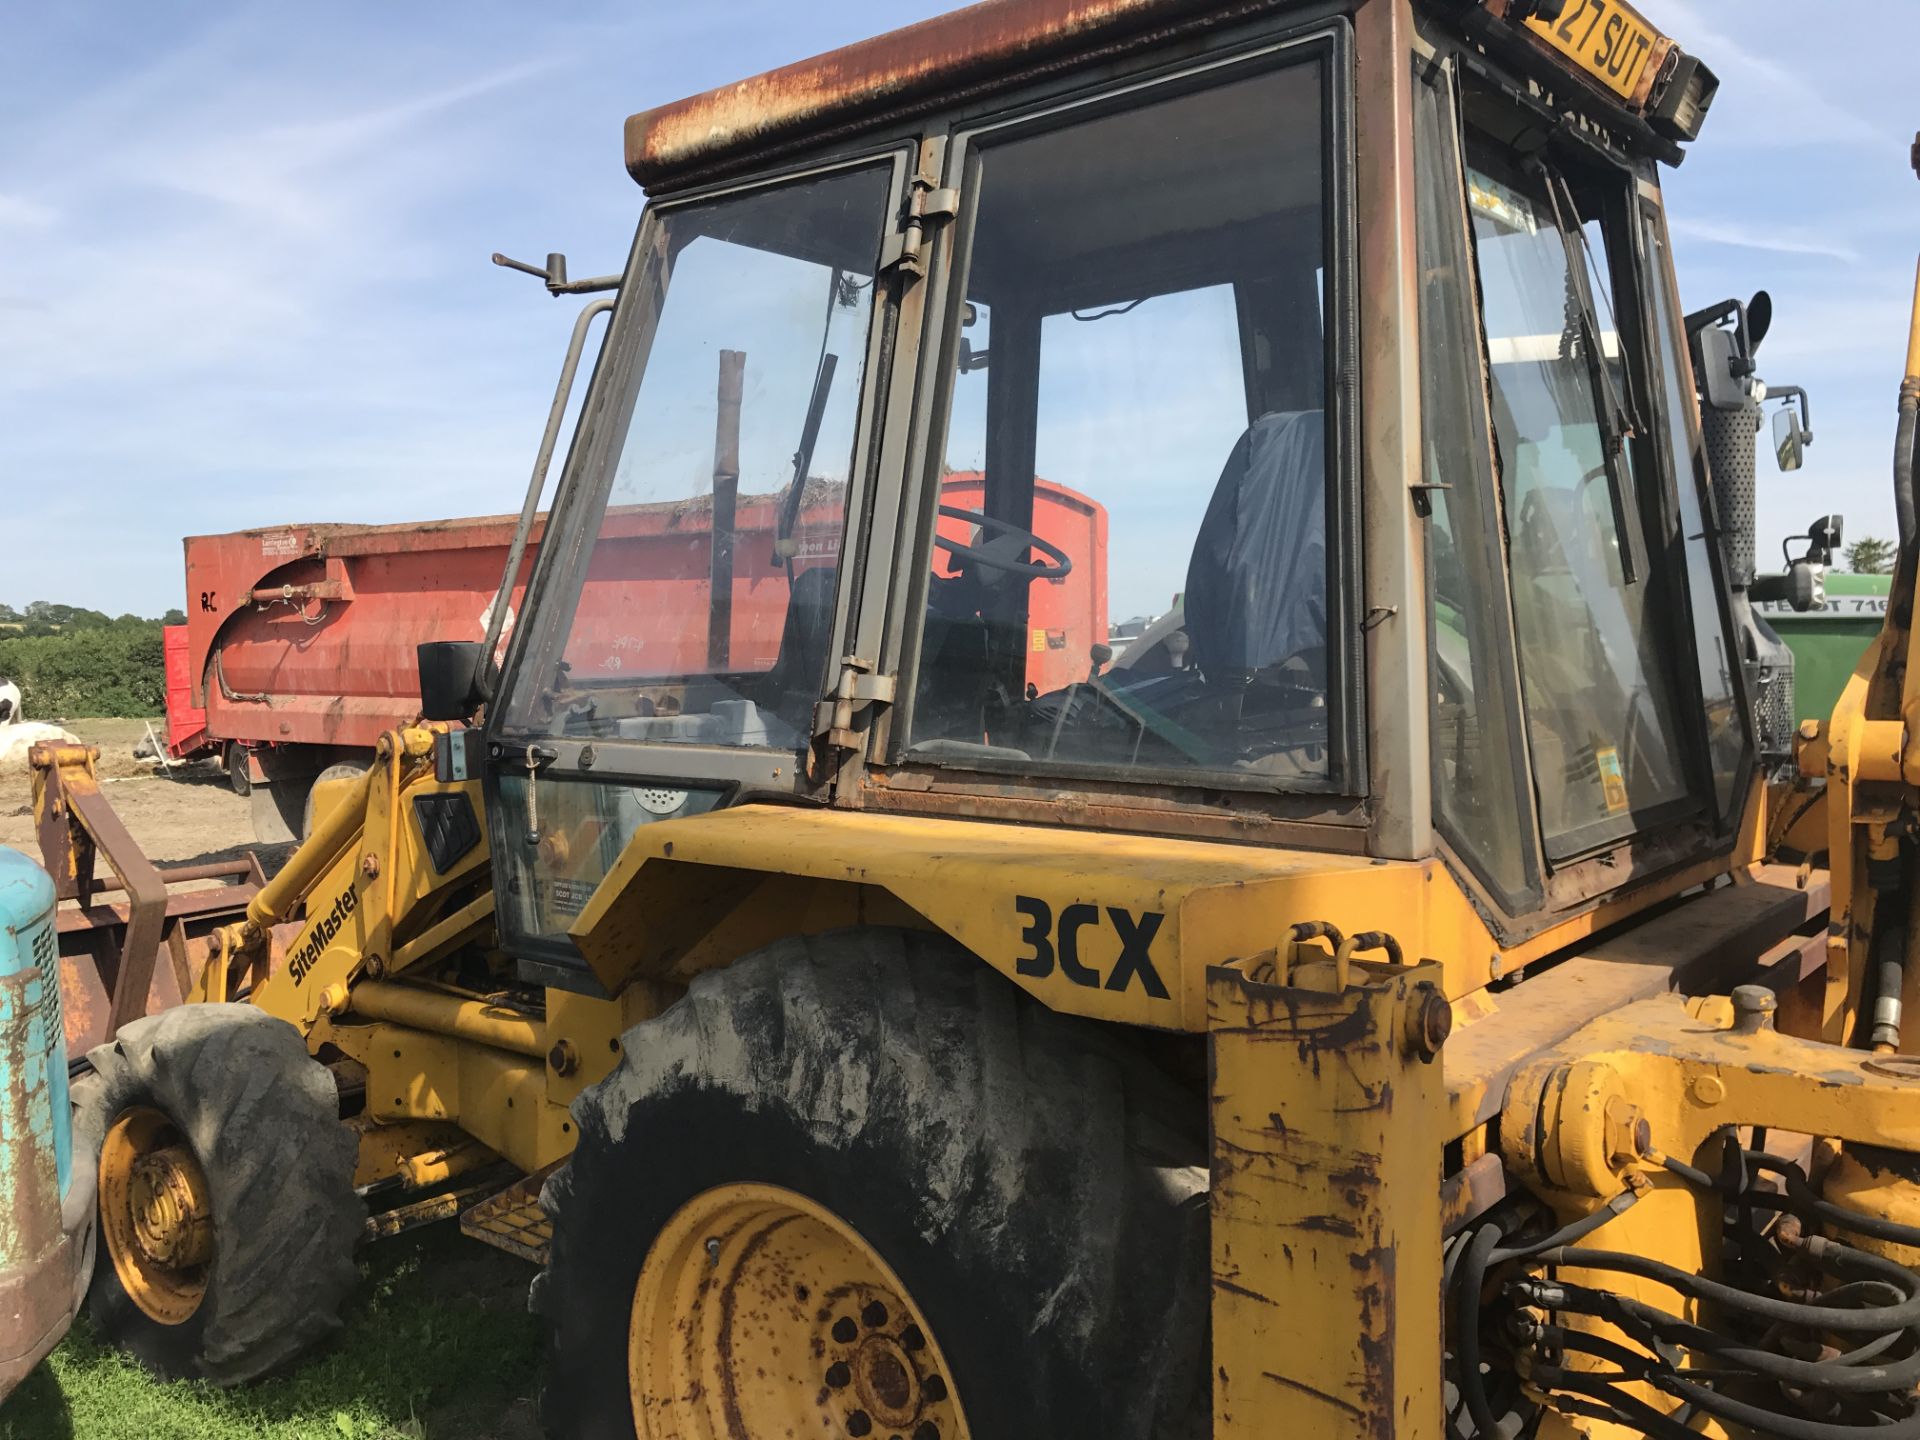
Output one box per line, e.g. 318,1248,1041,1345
0,1228,542,1440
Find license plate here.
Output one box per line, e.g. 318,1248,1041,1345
1524,0,1665,104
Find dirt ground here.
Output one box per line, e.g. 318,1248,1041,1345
0,717,290,872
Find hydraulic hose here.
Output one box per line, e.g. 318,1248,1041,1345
1897,384,1917,549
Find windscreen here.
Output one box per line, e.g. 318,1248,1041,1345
907,59,1335,783
499,163,894,749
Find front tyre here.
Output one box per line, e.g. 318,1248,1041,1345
74,1004,361,1384
538,927,1209,1440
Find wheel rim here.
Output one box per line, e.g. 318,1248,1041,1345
98,1106,213,1325
629,1183,972,1440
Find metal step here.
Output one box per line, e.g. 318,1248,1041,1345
459,1164,559,1265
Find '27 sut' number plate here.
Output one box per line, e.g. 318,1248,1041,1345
1525,0,1663,102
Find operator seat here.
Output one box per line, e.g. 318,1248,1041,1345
761,563,839,733
1181,409,1328,693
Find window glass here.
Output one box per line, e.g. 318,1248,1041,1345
499,164,893,748
910,63,1334,781
1414,72,1534,900
1648,225,1744,814
1468,152,1692,856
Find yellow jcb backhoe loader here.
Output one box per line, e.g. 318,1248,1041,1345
43,1,1920,1436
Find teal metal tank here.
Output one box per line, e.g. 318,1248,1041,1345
0,845,84,1396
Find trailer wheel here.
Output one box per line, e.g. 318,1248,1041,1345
223,742,251,797
74,1004,361,1385
538,927,1210,1440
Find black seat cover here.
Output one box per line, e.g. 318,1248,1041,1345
763,563,839,726
1182,409,1327,685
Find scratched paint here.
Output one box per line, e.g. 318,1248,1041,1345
0,848,67,1269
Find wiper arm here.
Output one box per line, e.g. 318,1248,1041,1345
1534,158,1643,584
775,266,848,577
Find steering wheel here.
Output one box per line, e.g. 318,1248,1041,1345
933,505,1072,580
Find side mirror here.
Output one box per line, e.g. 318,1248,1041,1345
1774,408,1804,472
418,641,486,722
1806,513,1843,567
1766,385,1814,473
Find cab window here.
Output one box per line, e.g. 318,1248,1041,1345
905,56,1341,785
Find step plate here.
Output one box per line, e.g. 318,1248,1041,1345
459,1164,557,1266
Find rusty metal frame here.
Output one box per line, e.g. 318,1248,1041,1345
30,743,262,1046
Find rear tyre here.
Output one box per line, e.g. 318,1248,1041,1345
538,927,1210,1440
73,1004,361,1384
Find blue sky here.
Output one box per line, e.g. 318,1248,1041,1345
3,0,1916,616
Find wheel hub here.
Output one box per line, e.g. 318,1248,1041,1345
99,1107,213,1325
628,1183,970,1440
129,1145,214,1269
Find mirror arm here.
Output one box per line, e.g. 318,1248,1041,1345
1766,384,1813,444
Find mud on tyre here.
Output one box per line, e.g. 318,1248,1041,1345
74,1003,361,1384
539,926,1210,1440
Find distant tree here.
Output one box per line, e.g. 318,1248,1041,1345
161,608,186,626
1846,537,1897,575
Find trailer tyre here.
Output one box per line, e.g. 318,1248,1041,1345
224,742,251,797
538,927,1210,1440
74,1004,361,1385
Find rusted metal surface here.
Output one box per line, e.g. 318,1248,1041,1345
0,849,85,1400
458,1162,559,1266
30,743,264,1052
859,763,1370,850
624,0,1307,187
1207,955,1448,1436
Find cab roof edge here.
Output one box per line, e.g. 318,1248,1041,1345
623,0,1303,190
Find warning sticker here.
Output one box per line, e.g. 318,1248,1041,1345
1595,746,1630,813
1030,627,1047,653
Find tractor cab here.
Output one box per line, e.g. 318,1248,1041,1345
486,0,1748,989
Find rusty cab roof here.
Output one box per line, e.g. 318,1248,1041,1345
624,0,1717,191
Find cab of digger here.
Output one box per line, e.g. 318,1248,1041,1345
485,12,1752,955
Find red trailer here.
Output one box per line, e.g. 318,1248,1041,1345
176,479,1107,842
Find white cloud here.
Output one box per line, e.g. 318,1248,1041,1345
1668,216,1858,263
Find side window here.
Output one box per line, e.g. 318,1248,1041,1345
908,58,1337,783
1646,219,1746,818
1413,65,1537,902
1467,146,1696,858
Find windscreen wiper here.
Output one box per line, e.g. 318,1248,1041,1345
774,268,849,578
1533,158,1644,585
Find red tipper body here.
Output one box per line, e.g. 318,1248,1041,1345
180,514,540,754
175,480,1107,758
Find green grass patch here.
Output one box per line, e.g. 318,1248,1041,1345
0,1228,541,1440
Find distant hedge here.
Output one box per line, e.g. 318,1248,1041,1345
0,623,166,719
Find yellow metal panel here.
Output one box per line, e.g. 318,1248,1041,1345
355,1020,572,1174
1208,957,1447,1437
574,806,1765,1033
